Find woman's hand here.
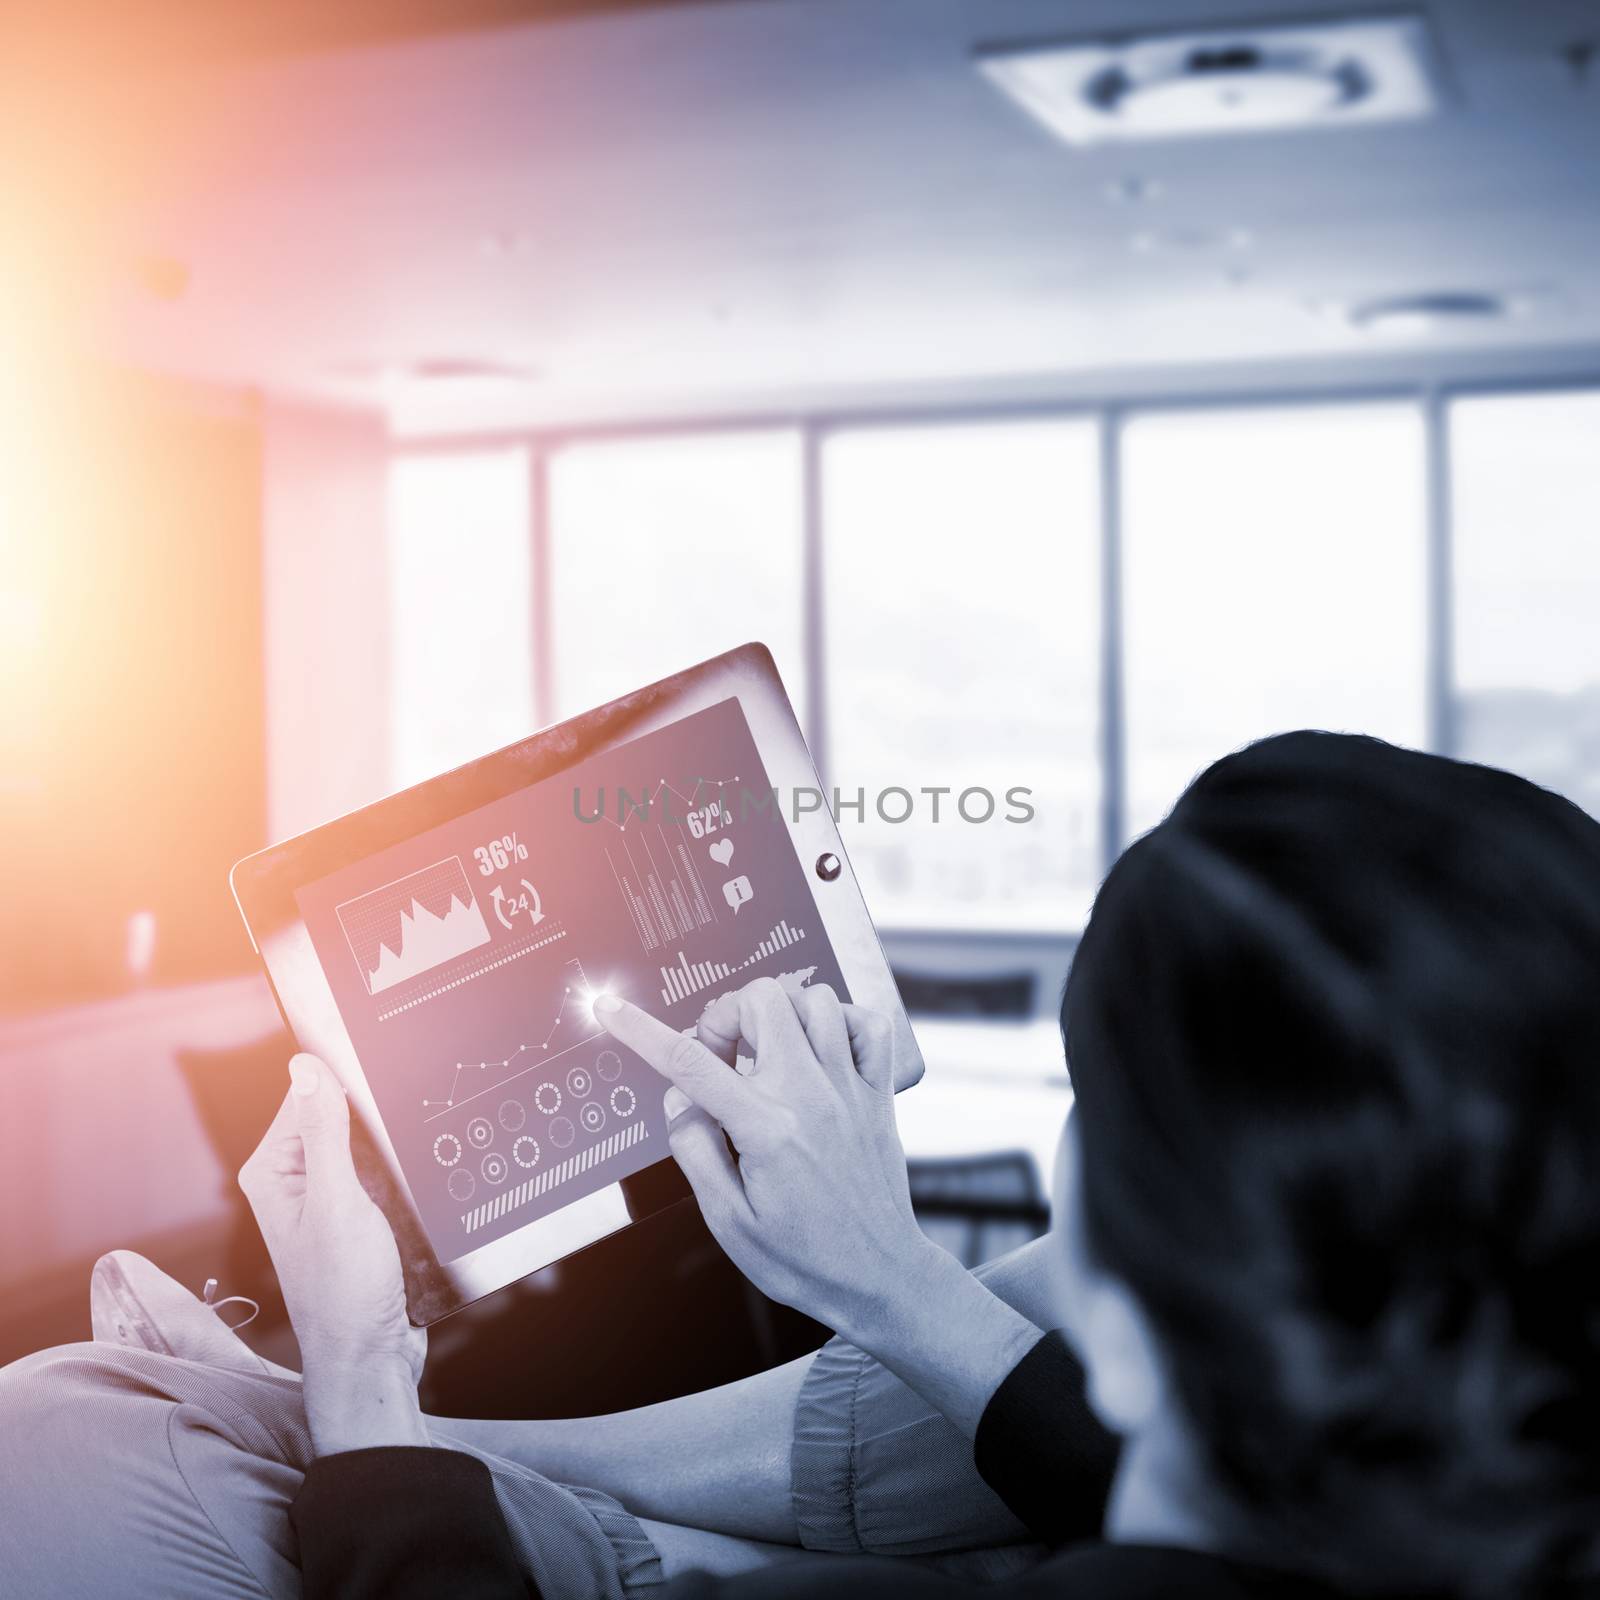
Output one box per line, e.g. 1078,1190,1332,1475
239,1055,428,1455
596,980,1042,1435
599,978,922,1337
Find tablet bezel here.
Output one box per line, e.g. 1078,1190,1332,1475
231,642,922,1325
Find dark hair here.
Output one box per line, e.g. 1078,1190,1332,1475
1063,732,1600,1597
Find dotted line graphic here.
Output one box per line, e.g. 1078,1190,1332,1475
590,776,741,833
377,926,568,1021
422,959,590,1112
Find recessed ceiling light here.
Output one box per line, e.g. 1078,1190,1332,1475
1104,174,1166,204
323,358,397,382
406,358,541,383
134,255,190,302
323,357,542,386
478,230,529,259
1128,226,1254,255
1346,292,1509,336
977,13,1438,145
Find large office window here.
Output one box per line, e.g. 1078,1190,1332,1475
388,448,534,789
1451,391,1600,815
1121,404,1429,839
382,384,1595,939
823,420,1102,929
546,431,806,724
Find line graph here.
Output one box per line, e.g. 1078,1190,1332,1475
588,776,740,833
422,957,596,1117
337,857,491,995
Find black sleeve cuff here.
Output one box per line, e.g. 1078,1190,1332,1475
292,1447,531,1600
972,1329,1120,1547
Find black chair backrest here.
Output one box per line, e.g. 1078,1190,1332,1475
892,969,1036,1019
907,1149,1050,1269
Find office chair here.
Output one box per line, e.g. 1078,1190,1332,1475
907,1150,1050,1269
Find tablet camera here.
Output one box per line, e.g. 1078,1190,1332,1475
549,1115,576,1149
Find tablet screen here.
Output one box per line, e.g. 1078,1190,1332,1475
295,697,851,1264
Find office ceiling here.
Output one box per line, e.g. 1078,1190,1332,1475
64,0,1600,429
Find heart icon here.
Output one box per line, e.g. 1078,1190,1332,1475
709,839,735,867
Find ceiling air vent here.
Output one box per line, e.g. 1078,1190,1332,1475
977,13,1439,145
1347,291,1510,336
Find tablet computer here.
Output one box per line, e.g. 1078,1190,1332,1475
232,643,923,1325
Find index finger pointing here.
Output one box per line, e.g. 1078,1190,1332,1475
593,995,757,1135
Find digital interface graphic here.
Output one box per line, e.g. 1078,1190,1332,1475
296,698,849,1263
658,919,808,1005
336,856,492,994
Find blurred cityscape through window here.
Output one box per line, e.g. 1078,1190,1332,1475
1121,403,1429,839
1452,391,1600,818
387,388,1597,930
547,431,807,727
389,448,533,791
823,421,1102,930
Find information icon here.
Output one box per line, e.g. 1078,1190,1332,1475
580,1101,607,1134
596,1050,623,1083
567,1067,593,1098
549,1115,576,1149
480,1151,509,1186
467,1117,494,1149
447,1169,475,1202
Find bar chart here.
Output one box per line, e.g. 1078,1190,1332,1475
658,919,808,1005
606,828,717,952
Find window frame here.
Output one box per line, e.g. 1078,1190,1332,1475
388,371,1600,938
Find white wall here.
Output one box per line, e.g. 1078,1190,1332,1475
262,400,391,841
